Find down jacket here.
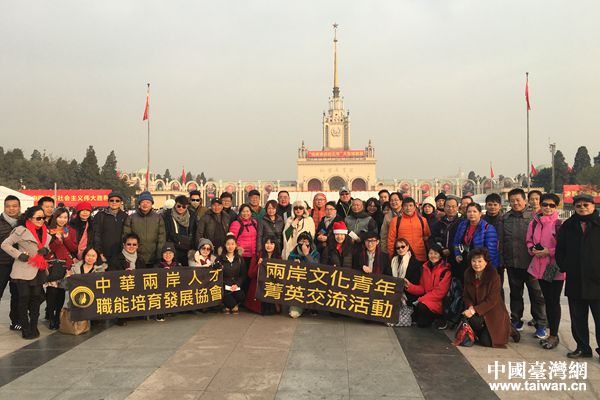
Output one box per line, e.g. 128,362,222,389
122,209,166,266
405,260,451,315
453,219,500,268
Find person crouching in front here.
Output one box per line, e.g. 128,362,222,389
189,239,216,267
216,234,246,314
154,243,181,321
462,248,520,347
404,244,451,328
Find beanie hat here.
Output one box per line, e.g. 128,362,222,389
332,221,348,235
422,196,436,210
292,200,305,209
137,191,154,205
108,191,124,201
76,202,92,213
162,242,176,254
434,192,447,202
197,238,214,250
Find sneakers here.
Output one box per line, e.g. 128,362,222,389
9,323,22,331
435,320,448,330
156,315,165,322
527,318,537,327
222,308,231,314
510,326,521,343
289,310,301,319
231,306,239,314
534,326,548,339
511,320,524,331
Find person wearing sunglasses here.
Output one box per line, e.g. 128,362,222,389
189,239,216,267
556,193,600,360
93,191,128,263
163,195,197,265
387,238,422,306
526,193,563,350
1,206,51,339
282,200,315,260
188,190,208,220
109,233,145,272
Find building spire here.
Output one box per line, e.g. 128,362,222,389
332,23,340,98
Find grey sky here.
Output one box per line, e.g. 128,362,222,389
1,1,599,181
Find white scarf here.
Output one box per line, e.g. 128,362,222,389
122,249,137,269
391,251,412,278
193,251,213,266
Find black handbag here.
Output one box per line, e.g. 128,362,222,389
47,260,67,281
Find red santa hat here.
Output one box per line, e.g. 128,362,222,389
332,221,348,235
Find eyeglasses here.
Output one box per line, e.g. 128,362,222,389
366,239,378,243
32,216,45,221
325,208,336,212
200,246,212,251
396,245,408,250
340,193,350,196
175,204,188,209
125,243,138,247
109,199,122,203
575,203,592,209
541,202,557,208
190,199,201,203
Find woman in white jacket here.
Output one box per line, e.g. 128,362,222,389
282,200,315,259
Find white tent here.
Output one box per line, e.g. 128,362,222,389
0,186,35,213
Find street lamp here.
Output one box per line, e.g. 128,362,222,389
549,142,556,192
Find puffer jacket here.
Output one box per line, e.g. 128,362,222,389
0,214,17,265
321,237,354,268
93,208,128,261
387,213,431,262
405,260,451,315
344,210,377,242
453,219,500,268
196,210,231,251
498,209,533,269
229,218,258,258
122,209,166,266
1,226,51,280
526,212,564,281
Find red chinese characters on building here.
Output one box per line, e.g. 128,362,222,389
307,150,366,158
20,190,113,207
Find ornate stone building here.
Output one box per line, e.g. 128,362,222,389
296,25,377,192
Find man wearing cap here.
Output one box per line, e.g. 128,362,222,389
556,194,600,359
197,198,231,254
321,221,354,268
336,187,353,219
123,191,166,269
248,189,265,221
93,191,128,263
188,190,208,220
163,195,197,265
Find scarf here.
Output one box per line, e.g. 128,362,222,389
122,248,137,269
2,213,18,228
392,251,412,278
77,223,89,259
25,220,49,270
172,209,190,228
193,251,213,266
322,216,334,229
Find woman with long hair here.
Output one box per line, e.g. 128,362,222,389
216,235,247,314
387,238,422,304
282,200,315,259
1,206,51,339
64,202,93,262
45,207,73,330
245,235,281,315
365,197,384,234
257,200,284,254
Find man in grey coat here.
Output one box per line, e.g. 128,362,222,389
499,188,547,338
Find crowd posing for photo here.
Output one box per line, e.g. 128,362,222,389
0,187,599,359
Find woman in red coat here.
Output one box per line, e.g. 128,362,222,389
463,248,520,348
244,235,280,315
404,243,451,327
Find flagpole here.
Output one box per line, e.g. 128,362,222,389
526,72,530,190
146,83,150,190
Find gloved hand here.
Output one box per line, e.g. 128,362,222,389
37,247,49,256
18,253,29,262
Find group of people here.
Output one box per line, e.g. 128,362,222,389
0,186,598,360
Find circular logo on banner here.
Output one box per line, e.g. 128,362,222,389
70,286,95,308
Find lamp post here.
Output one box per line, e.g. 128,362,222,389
549,142,556,192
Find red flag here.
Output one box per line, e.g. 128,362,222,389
531,163,538,177
142,85,149,121
490,162,495,178
525,74,531,111
181,167,186,184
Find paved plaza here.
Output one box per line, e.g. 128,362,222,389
0,283,598,400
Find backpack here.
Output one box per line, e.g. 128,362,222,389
394,214,427,251
443,276,465,326
236,219,258,239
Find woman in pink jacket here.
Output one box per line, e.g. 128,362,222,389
228,204,257,293
526,193,564,350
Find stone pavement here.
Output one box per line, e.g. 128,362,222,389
0,281,597,400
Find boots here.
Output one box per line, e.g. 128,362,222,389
21,321,35,340
31,318,40,338
510,325,521,343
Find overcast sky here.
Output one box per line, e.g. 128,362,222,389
1,1,599,181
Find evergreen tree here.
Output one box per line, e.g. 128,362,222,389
30,149,42,161
78,146,100,188
571,146,591,182
553,150,570,192
532,168,552,191
593,151,600,166
199,172,207,183
100,150,118,183
576,165,600,187
468,171,477,182
185,172,193,182
163,169,172,181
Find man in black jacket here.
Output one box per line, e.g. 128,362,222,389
556,194,600,359
163,195,197,265
0,195,21,330
94,191,128,263
197,198,231,254
276,190,292,221
336,187,352,219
